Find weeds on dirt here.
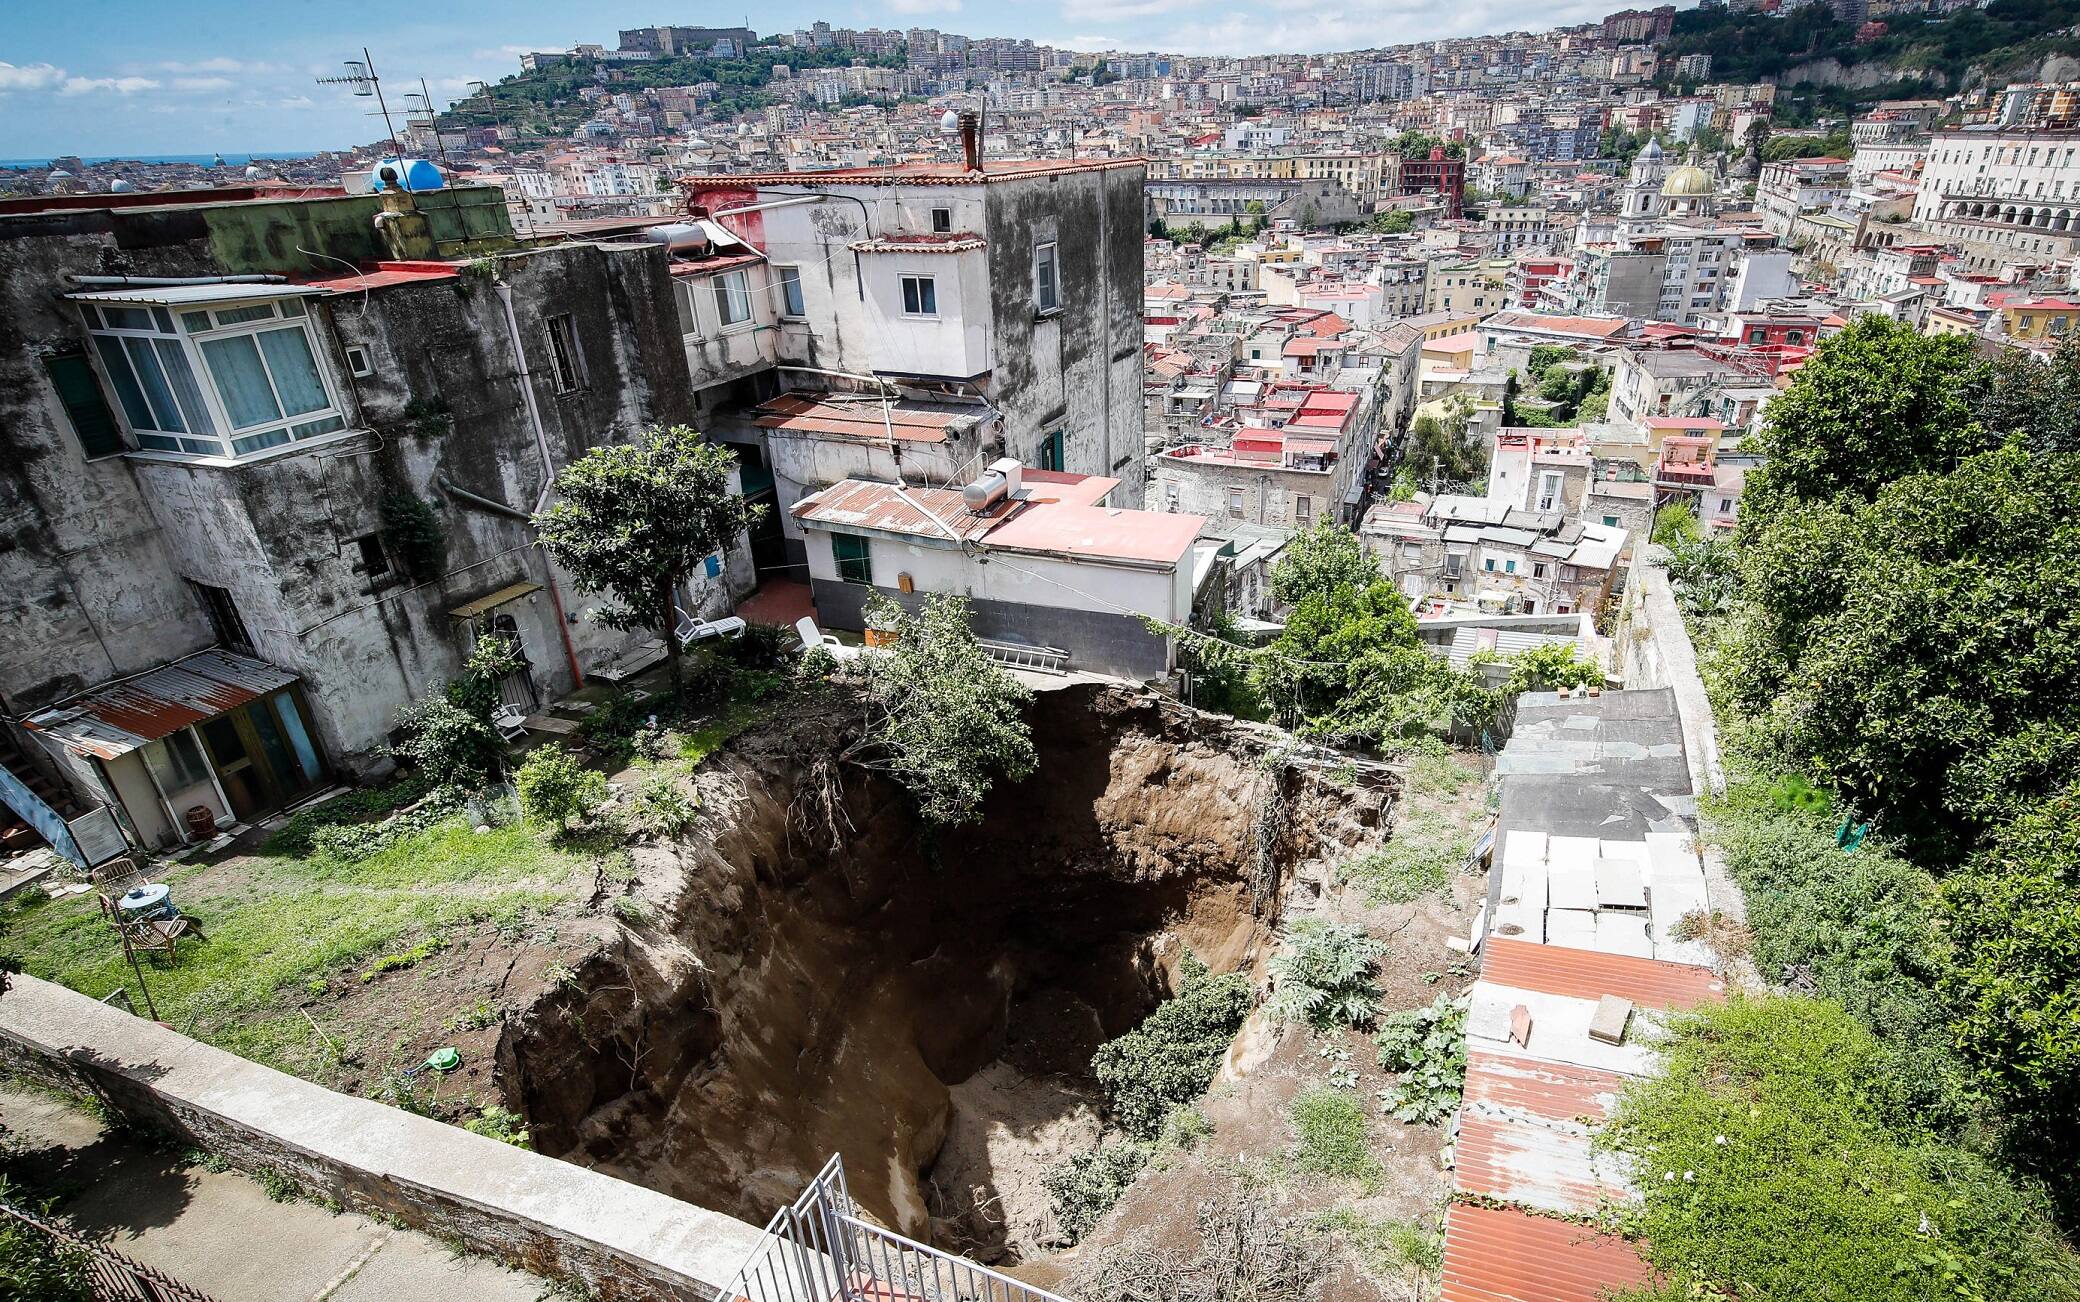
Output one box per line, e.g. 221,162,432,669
1043,1142,1152,1244
1157,1105,1215,1154
1316,1042,1359,1091
443,1001,501,1034
1289,1087,1384,1190
609,896,654,925
1068,1182,1332,1302
362,934,447,982
463,1105,532,1149
1310,1206,1441,1286
1409,752,1478,798
1374,995,1467,1125
182,1147,232,1174
1340,808,1471,906
1091,952,1254,1139
258,1168,303,1203
1670,909,1754,959
1269,919,1387,1032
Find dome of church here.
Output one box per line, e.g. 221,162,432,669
1638,137,1663,162
1661,163,1713,198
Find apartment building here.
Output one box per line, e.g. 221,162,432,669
1755,156,1852,237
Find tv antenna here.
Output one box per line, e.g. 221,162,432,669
403,78,455,169
316,48,403,156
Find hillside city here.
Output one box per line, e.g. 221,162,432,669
2,2,2080,1300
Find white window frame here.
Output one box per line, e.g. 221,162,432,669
713,269,754,330
900,273,938,317
774,264,806,319
82,295,346,460
1034,241,1060,314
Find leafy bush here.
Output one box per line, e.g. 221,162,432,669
264,774,433,857
392,694,500,792
1268,919,1387,1031
515,747,608,832
1374,994,1466,1124
1157,1105,1214,1154
1043,1142,1150,1244
379,492,447,579
1310,1207,1440,1283
1601,997,2080,1302
0,1182,93,1302
305,800,452,868
1289,1087,1382,1190
446,635,525,719
621,769,698,840
1091,953,1254,1139
463,1105,532,1149
362,934,445,981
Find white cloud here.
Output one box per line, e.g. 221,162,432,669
157,57,279,74
1063,0,1194,19
60,75,159,96
173,76,236,92
0,61,66,92
276,95,317,109
887,0,963,13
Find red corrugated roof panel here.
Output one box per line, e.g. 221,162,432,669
1441,1203,1654,1302
1481,937,1724,1009
1463,1050,1626,1122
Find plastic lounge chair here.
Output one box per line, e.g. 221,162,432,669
490,703,528,741
676,614,748,647
795,617,841,651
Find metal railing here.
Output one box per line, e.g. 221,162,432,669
0,1196,217,1301
712,1155,1074,1302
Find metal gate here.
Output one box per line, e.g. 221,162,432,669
0,1196,216,1301
712,1155,1073,1302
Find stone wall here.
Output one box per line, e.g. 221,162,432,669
0,975,765,1302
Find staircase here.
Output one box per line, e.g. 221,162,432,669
0,729,79,855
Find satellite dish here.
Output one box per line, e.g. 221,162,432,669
245,164,265,180
939,108,960,135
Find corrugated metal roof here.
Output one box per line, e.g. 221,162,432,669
1480,937,1724,1010
25,650,298,759
1455,1112,1636,1213
1441,1204,1654,1302
1463,1050,1627,1122
67,283,330,306
753,394,971,445
450,581,543,621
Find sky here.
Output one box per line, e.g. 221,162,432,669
0,0,1626,159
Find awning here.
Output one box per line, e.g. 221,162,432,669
24,649,299,760
449,581,543,621
66,283,332,307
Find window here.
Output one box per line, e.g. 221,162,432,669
190,580,253,654
83,295,344,458
344,345,374,378
545,314,584,392
774,265,806,318
1444,551,1464,577
144,728,212,794
1227,487,1245,519
1505,558,1517,574
1603,514,1621,528
1039,429,1065,473
1034,241,1060,314
713,270,753,328
1532,562,1548,579
930,206,952,233
1295,495,1314,526
1484,557,1497,572
831,533,873,586
352,533,390,578
901,275,938,316
43,351,123,459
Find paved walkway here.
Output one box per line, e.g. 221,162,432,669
0,1087,555,1302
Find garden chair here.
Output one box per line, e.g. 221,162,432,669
98,893,191,965
490,703,529,742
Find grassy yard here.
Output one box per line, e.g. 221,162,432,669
0,809,595,1075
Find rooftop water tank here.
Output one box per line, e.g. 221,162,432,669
369,157,445,193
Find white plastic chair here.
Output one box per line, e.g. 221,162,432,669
795,617,841,651
490,703,528,741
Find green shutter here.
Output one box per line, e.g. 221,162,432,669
44,353,124,458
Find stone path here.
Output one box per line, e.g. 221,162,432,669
0,1087,556,1302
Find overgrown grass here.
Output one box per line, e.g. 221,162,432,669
1288,1087,1383,1191
1342,807,1471,905
0,810,591,1077
1310,1206,1440,1283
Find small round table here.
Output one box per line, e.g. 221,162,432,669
117,883,176,923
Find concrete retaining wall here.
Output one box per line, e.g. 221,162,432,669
0,975,764,1301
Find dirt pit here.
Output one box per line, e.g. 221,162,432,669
495,683,1393,1263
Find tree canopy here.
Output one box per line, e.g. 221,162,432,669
535,425,758,694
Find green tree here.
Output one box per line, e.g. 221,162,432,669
535,426,758,695
844,595,1035,826
1369,208,1414,235
1270,520,1380,607
514,746,608,832
1091,952,1253,1138
1738,316,1987,532
1971,332,2080,453
392,695,500,792
1403,409,1485,488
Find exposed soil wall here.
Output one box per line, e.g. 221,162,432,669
496,684,1391,1252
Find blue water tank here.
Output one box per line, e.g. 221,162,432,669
369,157,445,193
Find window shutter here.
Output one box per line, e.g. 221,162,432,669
45,352,124,458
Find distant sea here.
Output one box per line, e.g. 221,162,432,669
0,152,326,169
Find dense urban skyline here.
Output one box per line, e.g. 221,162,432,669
6,0,1651,156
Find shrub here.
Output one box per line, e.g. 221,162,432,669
0,1182,93,1302
264,774,432,857
1601,997,2080,1302
1157,1105,1214,1154
621,769,698,840
1268,919,1386,1032
515,747,609,832
463,1105,532,1149
392,694,500,792
1289,1087,1382,1189
1091,953,1254,1139
1374,994,1466,1124
1043,1142,1150,1244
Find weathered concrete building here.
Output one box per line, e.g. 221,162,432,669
0,182,751,851
682,153,1150,581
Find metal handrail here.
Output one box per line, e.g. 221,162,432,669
0,1196,217,1301
713,1155,1073,1302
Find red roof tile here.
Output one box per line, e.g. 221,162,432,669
1480,938,1725,1010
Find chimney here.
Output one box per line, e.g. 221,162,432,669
959,110,983,174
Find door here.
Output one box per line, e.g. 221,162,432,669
199,714,266,822
489,614,540,712
198,696,323,823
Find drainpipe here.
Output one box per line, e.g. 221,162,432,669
493,281,586,690
63,273,289,288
